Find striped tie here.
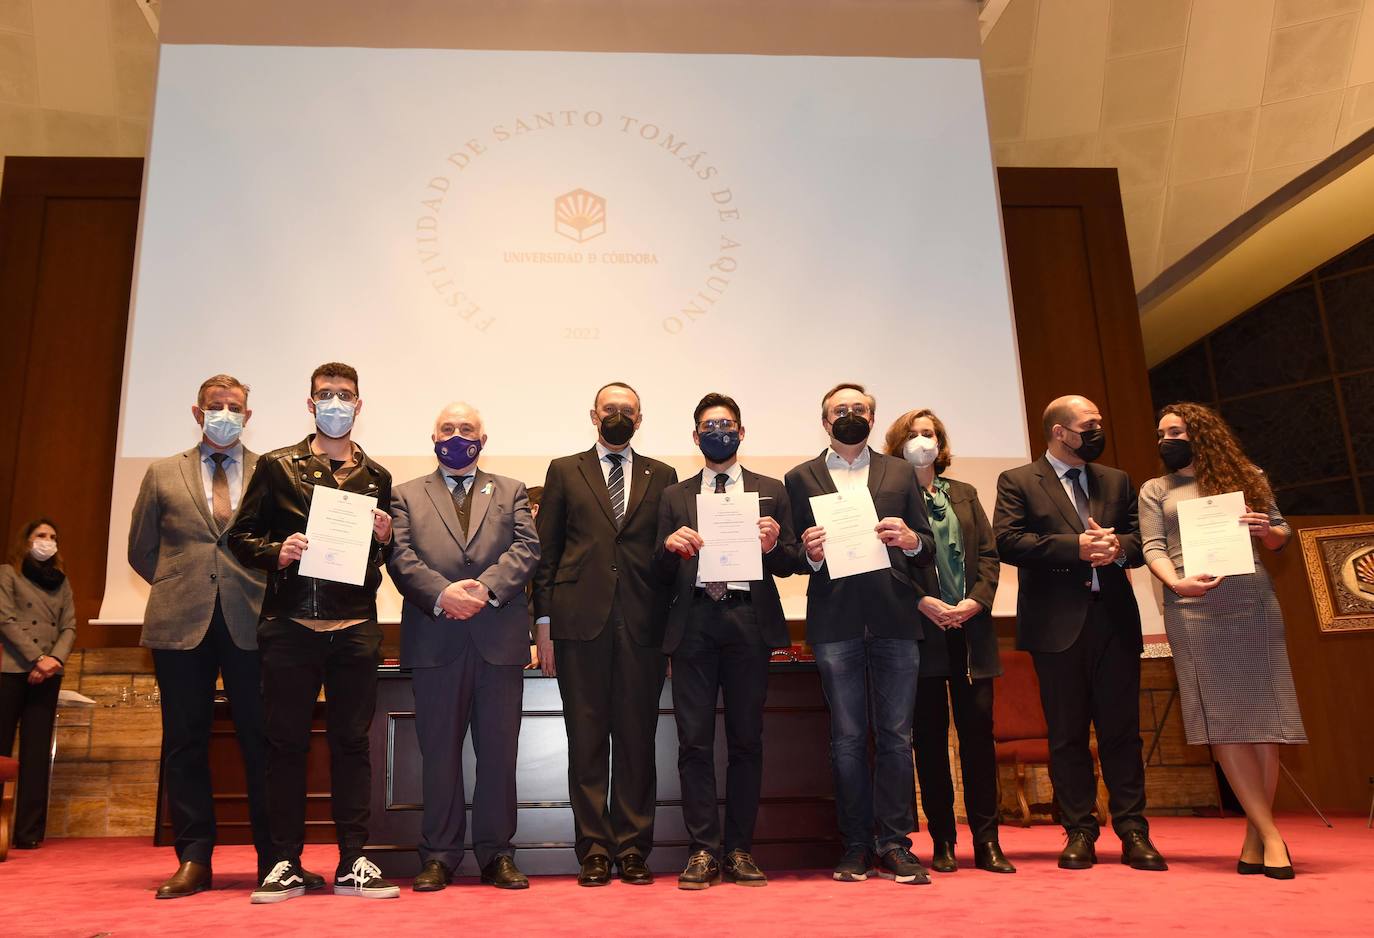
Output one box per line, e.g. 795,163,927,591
606,453,626,528
704,472,730,601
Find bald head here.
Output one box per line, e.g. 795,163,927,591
1042,396,1100,442
433,402,485,442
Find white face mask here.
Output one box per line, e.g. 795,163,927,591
201,408,245,447
30,538,58,562
314,397,356,439
903,435,939,469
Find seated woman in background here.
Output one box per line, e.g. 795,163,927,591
883,409,1014,875
1139,403,1306,880
0,518,77,849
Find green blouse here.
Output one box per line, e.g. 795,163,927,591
923,476,965,607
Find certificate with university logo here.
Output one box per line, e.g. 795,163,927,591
808,488,891,579
298,486,377,586
1177,490,1255,578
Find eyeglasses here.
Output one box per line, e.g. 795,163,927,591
312,389,357,403
830,404,870,419
698,419,738,433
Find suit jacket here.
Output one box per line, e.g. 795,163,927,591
911,476,1002,680
784,449,935,645
129,446,266,651
388,468,540,669
653,468,801,654
0,564,77,672
993,456,1144,654
532,447,678,645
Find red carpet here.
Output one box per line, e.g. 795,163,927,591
2,816,1371,936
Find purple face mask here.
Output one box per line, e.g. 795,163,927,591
435,435,481,471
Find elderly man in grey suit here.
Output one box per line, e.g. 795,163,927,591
387,402,541,891
129,375,322,898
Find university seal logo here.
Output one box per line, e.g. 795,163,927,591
554,188,607,243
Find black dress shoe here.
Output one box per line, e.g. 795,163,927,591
481,855,530,889
617,853,654,885
578,855,612,887
412,859,452,892
678,850,721,890
930,841,958,873
13,839,40,850
1058,830,1097,870
974,841,1017,874
156,860,213,899
1121,831,1167,871
722,850,768,886
1237,859,1265,875
1263,843,1294,881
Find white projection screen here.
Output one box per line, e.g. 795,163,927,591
99,0,1055,627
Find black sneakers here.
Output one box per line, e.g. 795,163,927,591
875,846,932,885
334,856,401,899
251,860,308,904
832,846,871,882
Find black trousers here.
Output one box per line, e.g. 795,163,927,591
151,598,271,869
258,618,381,868
0,670,61,843
670,594,771,857
412,638,524,870
1031,600,1148,840
913,630,999,845
555,601,667,861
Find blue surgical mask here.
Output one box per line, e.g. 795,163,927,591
201,409,245,448
314,397,356,439
698,429,741,463
435,435,481,471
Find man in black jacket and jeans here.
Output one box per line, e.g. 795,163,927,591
228,362,398,903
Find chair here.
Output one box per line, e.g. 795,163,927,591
993,650,1108,826
0,755,17,861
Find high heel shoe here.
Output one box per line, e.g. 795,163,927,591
1263,842,1294,880
1236,859,1264,875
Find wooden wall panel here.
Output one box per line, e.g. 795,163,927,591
0,157,143,643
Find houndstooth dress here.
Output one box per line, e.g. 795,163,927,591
1138,474,1307,746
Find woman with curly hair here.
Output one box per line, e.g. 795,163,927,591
1138,403,1305,880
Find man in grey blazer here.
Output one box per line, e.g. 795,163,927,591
387,402,541,891
128,375,319,898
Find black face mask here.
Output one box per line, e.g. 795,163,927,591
829,414,872,446
1065,426,1106,463
599,412,636,447
1159,438,1193,472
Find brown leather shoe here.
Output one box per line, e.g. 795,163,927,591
156,860,213,899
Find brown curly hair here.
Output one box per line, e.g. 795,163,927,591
1158,402,1273,510
883,408,951,474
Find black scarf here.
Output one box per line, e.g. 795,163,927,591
22,554,66,591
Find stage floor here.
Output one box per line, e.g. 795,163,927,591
3,815,1370,936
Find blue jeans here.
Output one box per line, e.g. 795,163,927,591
813,635,919,854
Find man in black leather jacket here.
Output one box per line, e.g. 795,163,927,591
227,362,399,904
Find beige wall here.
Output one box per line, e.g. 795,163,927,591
0,0,154,193
984,0,1374,289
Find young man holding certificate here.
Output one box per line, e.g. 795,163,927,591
654,393,800,890
227,362,398,903
785,383,935,885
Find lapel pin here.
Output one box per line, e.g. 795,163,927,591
313,470,322,478
481,481,494,495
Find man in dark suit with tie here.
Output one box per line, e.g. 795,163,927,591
532,382,678,886
128,375,315,897
992,394,1166,871
785,382,936,886
387,402,541,891
654,393,801,890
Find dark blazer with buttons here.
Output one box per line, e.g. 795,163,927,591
0,564,76,673
910,476,1002,680
532,447,678,645
993,456,1144,655
784,449,936,646
387,468,541,669
653,468,801,654
129,446,266,651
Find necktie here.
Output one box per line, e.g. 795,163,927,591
451,475,472,536
209,453,231,532
606,453,626,528
1063,467,1090,528
704,472,730,601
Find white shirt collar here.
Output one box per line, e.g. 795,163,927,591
825,446,870,469
700,461,743,489
1044,451,1082,480
595,442,633,465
